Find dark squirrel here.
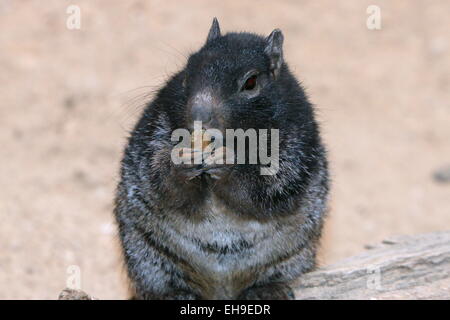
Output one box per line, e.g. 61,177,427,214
114,18,329,300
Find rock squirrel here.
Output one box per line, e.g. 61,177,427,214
114,18,329,300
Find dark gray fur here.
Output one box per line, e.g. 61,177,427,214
114,19,329,300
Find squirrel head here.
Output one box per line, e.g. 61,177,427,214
181,18,293,133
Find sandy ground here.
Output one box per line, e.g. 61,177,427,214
0,0,449,299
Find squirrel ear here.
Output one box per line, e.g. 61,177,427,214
206,17,221,43
265,29,284,78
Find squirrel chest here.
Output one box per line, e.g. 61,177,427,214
163,194,302,299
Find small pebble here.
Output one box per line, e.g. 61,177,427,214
433,165,450,184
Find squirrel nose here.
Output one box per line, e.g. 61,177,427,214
191,104,212,125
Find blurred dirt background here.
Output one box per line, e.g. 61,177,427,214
0,0,449,299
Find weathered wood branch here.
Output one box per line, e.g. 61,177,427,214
58,288,95,300
293,231,450,299
59,231,450,300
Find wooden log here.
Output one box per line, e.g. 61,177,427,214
58,288,95,300
294,231,450,299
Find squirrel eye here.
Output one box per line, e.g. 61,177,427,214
242,75,257,91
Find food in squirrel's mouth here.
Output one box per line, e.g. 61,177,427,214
191,129,213,150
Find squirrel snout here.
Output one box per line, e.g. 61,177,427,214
191,103,212,125
188,90,218,129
